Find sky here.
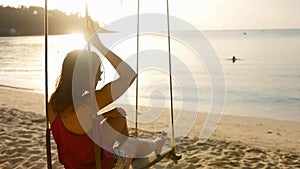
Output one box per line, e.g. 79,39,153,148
1,0,300,30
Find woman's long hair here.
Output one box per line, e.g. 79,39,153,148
50,50,101,114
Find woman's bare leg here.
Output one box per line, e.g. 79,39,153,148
100,116,132,169
101,116,129,148
107,116,129,136
118,137,165,158
102,116,165,157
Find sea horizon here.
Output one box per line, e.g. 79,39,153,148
1,27,300,37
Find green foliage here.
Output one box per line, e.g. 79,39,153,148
0,5,90,36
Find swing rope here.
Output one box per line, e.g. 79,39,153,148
135,0,140,137
166,0,176,153
166,1,181,163
133,0,176,150
134,0,181,165
134,0,175,143
44,0,52,168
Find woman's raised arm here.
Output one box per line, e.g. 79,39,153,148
84,17,137,109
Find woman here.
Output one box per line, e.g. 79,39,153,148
47,18,165,169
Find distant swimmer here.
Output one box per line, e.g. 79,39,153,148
226,56,240,63
232,56,236,63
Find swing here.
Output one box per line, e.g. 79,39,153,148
130,0,181,168
44,0,181,168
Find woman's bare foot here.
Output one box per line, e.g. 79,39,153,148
154,137,165,155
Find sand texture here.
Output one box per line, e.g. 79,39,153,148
0,86,299,169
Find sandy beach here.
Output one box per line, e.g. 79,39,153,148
0,85,299,169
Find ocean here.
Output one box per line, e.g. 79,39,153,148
0,30,299,122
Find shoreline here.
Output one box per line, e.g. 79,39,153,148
0,85,299,168
0,84,36,91
0,86,45,115
1,84,298,123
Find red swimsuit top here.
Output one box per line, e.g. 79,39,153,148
51,115,115,169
